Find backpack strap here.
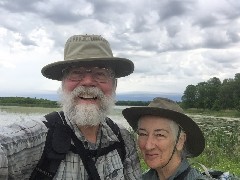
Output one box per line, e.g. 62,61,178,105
69,118,126,180
70,129,101,180
30,111,70,180
43,111,67,126
105,118,126,163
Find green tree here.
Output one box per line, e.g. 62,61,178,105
181,73,240,111
195,82,208,109
217,78,235,109
181,85,196,108
233,73,240,111
206,77,221,109
193,77,221,109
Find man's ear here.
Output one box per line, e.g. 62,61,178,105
176,132,186,151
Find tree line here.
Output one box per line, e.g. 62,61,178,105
116,101,149,106
181,73,240,111
0,97,58,108
0,97,149,107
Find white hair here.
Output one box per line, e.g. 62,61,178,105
168,119,191,158
58,86,115,126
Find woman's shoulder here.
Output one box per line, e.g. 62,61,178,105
187,167,212,180
142,169,159,180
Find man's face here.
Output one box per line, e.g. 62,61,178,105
62,66,116,106
59,66,116,126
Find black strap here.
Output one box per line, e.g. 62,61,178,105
42,111,64,127
70,130,101,180
105,118,126,163
71,141,123,159
30,112,67,180
53,111,101,180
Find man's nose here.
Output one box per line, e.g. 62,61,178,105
79,73,97,86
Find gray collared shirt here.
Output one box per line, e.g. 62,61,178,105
0,115,142,180
142,158,210,180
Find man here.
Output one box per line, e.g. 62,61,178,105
0,35,142,179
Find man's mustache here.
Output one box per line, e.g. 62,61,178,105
70,86,105,100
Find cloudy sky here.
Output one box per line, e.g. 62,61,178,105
1,0,240,99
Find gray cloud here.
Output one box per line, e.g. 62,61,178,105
0,0,240,95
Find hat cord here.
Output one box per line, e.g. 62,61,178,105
160,126,182,169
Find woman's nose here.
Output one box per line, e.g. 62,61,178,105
145,136,156,150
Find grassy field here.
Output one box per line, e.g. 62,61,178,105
0,106,61,114
190,115,239,177
186,108,240,177
185,108,240,118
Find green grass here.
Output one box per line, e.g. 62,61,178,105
184,108,240,118
190,127,240,176
0,106,60,114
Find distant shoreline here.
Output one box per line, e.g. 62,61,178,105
0,96,150,107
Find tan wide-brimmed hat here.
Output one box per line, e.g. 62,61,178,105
41,35,134,80
122,97,205,157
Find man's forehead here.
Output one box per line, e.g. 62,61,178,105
63,65,113,72
68,65,111,69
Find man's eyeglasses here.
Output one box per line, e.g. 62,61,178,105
64,67,115,83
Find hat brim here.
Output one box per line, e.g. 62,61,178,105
41,57,134,80
122,107,205,157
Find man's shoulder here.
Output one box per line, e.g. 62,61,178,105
0,117,48,144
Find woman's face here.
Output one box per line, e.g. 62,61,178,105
137,115,184,169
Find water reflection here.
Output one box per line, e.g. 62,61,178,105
0,106,131,129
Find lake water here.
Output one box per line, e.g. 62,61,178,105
1,106,240,130
0,106,131,128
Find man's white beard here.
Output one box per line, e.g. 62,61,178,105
58,86,115,126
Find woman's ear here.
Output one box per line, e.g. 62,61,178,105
176,132,186,151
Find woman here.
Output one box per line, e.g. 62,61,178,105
122,97,209,180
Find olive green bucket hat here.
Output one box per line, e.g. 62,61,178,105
122,97,205,157
41,35,134,80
